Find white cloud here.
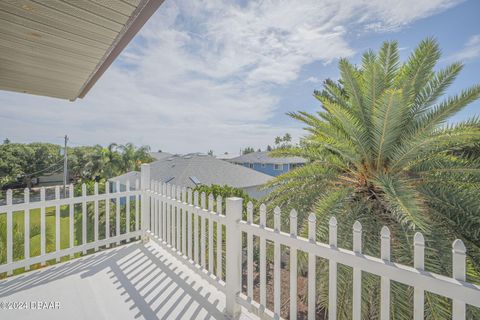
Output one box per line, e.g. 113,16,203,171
448,34,480,62
0,0,461,154
305,76,321,84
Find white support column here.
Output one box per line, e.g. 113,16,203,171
225,197,243,319
140,164,151,243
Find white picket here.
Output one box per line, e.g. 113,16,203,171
380,226,391,320
40,187,46,265
452,239,466,319
24,188,30,270
167,184,172,245
247,201,254,300
187,189,193,260
216,195,223,279
2,178,480,320
194,191,199,264
352,221,362,320
125,181,130,243
163,183,168,242
182,187,187,255
171,184,176,248
259,203,267,308
156,181,160,237
274,206,281,316
6,190,13,276
289,209,298,320
328,217,337,320
200,192,207,268
208,193,214,273
176,187,181,251
135,179,140,234
94,183,99,250
308,213,316,320
105,182,110,248
55,186,60,262
69,184,75,255
115,181,120,245
414,232,425,320
82,183,87,253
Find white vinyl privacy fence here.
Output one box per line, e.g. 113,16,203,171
1,163,480,319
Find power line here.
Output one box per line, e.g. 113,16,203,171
16,158,65,178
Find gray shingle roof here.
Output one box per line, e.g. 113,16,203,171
148,154,273,188
149,152,174,160
228,151,307,164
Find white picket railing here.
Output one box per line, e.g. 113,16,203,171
139,166,480,320
2,163,480,320
0,181,142,275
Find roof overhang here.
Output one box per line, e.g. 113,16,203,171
0,0,164,101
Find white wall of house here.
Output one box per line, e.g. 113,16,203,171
241,185,271,200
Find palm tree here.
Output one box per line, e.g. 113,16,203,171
265,39,480,319
118,143,152,172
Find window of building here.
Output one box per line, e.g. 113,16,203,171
261,163,265,168
274,164,282,170
249,163,254,168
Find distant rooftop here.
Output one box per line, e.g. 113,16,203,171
149,152,174,161
148,153,272,189
229,151,307,165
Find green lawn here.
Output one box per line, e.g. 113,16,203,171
0,201,138,278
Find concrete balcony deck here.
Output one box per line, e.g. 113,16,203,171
0,241,256,320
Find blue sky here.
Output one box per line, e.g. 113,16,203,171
1,0,479,155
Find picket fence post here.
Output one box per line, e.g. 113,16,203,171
140,163,151,243
225,197,243,319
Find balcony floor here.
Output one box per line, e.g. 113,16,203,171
0,241,256,320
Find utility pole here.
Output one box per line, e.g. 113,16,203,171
63,135,68,198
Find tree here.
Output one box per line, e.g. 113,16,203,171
0,143,62,188
265,39,480,319
242,147,255,155
273,133,293,149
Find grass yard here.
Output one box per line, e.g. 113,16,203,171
0,200,139,278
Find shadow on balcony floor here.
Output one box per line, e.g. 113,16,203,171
0,241,252,320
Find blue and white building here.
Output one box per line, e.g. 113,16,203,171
228,151,307,176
